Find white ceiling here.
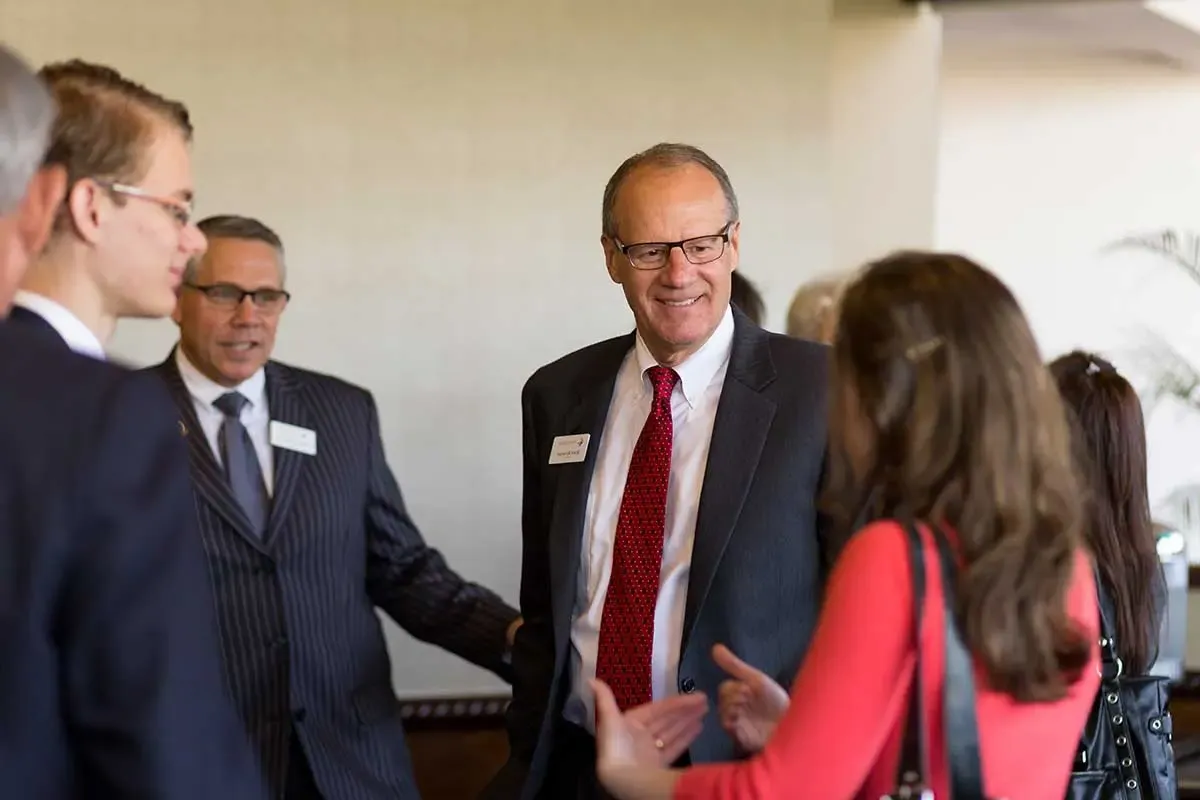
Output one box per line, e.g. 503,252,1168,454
940,0,1200,71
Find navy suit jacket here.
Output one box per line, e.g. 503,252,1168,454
0,320,267,798
489,309,836,798
150,354,521,800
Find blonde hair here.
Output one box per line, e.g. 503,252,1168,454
785,274,846,342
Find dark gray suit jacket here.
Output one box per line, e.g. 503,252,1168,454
0,321,266,799
492,309,834,798
150,355,520,800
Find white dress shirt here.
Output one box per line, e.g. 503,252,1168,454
12,290,105,360
175,347,275,495
564,305,735,731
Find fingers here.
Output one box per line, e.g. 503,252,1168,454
654,701,707,759
659,716,705,763
712,643,759,681
590,679,621,726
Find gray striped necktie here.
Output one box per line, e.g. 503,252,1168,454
213,391,269,535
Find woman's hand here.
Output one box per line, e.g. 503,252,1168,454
591,678,707,799
713,644,790,754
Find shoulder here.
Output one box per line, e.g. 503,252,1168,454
522,333,633,399
269,359,372,404
761,330,830,383
836,519,912,571
0,325,170,431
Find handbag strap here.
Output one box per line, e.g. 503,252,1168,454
895,522,929,794
931,525,987,799
1090,564,1144,798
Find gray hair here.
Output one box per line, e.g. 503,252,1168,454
786,274,847,342
601,143,739,239
0,45,54,215
185,214,287,285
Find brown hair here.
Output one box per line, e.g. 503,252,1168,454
824,251,1091,702
1050,351,1160,672
37,60,192,230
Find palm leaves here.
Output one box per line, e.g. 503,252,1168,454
1106,229,1200,289
1107,229,1200,411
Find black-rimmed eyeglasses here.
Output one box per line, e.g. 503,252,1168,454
613,222,735,271
184,282,291,312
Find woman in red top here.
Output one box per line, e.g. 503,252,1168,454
590,251,1102,799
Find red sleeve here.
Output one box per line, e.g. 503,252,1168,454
674,521,917,799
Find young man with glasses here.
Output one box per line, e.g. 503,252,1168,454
9,59,206,357
150,214,521,799
487,143,836,799
0,48,265,799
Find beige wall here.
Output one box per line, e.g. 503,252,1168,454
937,43,1200,666
7,0,940,695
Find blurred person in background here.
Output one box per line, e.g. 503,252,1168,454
728,271,764,326
785,272,845,343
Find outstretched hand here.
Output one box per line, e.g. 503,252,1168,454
713,644,790,754
591,679,708,774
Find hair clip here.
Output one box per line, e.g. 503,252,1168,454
905,337,942,362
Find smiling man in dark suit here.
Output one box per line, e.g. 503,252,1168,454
0,46,265,799
489,143,835,799
150,213,521,800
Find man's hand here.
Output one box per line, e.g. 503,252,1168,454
505,616,523,649
712,644,789,754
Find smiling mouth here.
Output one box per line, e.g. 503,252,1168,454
222,342,258,352
660,297,701,308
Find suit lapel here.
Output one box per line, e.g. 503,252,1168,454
153,353,266,552
681,314,777,655
548,337,631,647
263,362,310,544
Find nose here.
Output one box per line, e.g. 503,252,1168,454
660,246,697,287
232,296,258,323
181,224,207,257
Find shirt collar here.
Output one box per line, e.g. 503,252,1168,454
633,303,735,408
12,290,106,360
175,345,267,412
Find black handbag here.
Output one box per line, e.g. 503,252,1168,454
885,522,990,800
1066,572,1176,799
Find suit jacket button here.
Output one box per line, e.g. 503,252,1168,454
292,708,307,723
680,677,696,694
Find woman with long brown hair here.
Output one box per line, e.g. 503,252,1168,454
1049,351,1163,675
588,252,1102,798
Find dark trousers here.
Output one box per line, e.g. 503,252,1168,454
286,732,323,800
539,721,612,800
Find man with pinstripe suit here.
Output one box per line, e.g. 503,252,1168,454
150,214,522,800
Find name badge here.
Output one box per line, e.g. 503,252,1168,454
270,420,317,456
549,434,590,465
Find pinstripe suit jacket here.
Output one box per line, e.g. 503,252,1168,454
488,309,837,799
150,354,520,800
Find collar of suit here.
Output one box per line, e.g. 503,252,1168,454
9,291,105,360
154,350,310,553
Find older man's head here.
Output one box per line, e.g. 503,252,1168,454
0,45,63,312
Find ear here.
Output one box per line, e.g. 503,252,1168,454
17,165,67,257
64,176,110,245
601,235,621,284
727,221,741,271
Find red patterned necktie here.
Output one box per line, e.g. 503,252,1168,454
594,365,679,712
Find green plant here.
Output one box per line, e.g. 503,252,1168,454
1106,229,1200,411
